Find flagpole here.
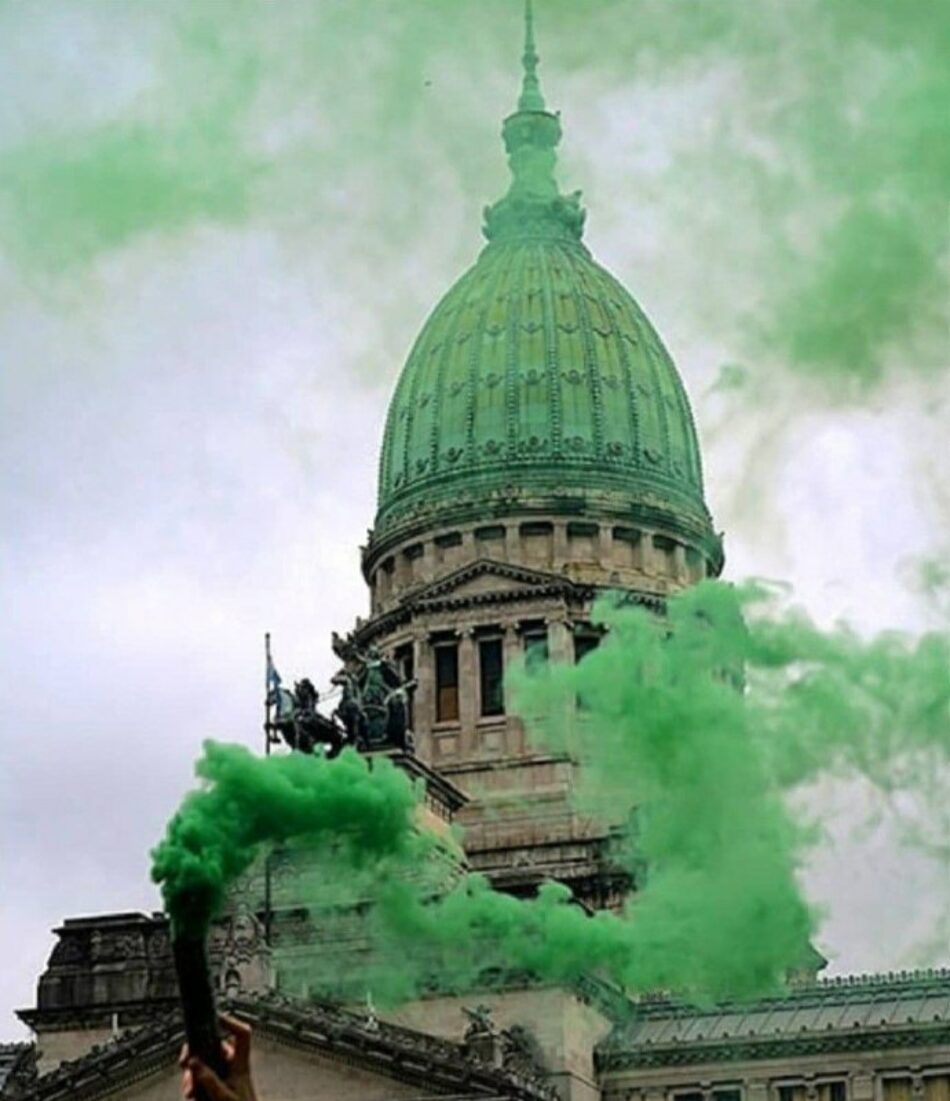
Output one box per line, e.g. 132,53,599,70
264,631,274,757
263,632,273,948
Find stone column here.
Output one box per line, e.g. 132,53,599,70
673,542,687,583
642,532,658,576
596,523,613,571
458,628,478,756
501,624,522,754
501,624,520,709
414,633,435,757
553,520,569,565
548,616,573,664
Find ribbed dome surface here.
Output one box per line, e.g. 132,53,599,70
372,2,716,556
375,237,713,544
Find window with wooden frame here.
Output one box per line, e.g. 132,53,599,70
434,642,459,723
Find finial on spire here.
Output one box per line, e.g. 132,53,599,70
518,0,546,112
482,0,587,244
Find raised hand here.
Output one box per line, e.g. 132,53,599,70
180,1014,258,1101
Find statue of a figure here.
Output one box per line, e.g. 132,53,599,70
360,646,392,745
330,644,415,753
266,677,346,759
331,668,366,750
462,1004,496,1038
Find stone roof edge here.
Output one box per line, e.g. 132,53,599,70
21,992,555,1101
21,1012,181,1100
596,970,950,1072
810,968,950,993
597,1021,950,1073
0,1042,36,1095
17,1000,179,1034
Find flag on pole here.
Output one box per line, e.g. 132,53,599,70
266,652,282,696
265,635,283,748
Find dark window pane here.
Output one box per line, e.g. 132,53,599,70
435,644,459,723
479,638,504,717
574,633,600,664
523,630,548,669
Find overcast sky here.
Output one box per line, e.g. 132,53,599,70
1,1,947,1039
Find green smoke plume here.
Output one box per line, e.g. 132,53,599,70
364,582,947,1000
154,581,948,1004
150,742,419,937
2,1,945,388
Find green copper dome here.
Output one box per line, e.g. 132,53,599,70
374,4,716,557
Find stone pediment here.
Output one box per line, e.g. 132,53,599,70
19,991,555,1100
406,559,576,611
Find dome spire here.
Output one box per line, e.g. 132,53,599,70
482,1,586,244
518,0,546,112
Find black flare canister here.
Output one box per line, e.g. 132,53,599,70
172,929,229,1088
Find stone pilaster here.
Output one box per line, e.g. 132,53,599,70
420,540,436,583
461,528,476,559
853,1075,875,1101
504,523,520,562
553,520,569,562
747,1080,770,1101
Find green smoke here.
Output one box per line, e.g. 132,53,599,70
3,1,945,388
150,742,419,937
155,581,947,1004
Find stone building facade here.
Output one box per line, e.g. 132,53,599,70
8,5,949,1100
